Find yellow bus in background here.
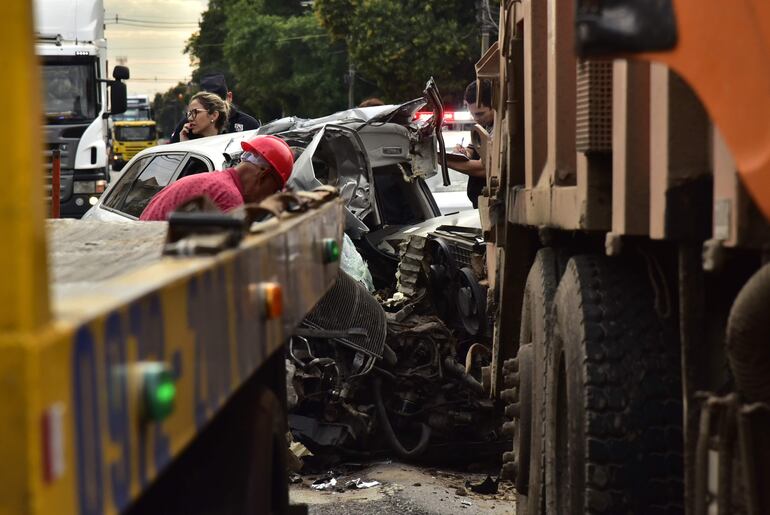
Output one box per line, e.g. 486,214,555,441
111,119,157,170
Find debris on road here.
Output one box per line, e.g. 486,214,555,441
310,477,338,491
466,475,499,495
290,441,313,460
344,478,381,489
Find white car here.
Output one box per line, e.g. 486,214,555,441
83,130,257,221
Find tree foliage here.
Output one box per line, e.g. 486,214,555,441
152,82,190,138
315,0,481,102
224,1,348,120
155,0,493,124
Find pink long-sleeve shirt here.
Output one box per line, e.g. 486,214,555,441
139,168,244,221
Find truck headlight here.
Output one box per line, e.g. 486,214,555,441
74,181,95,194
74,180,107,194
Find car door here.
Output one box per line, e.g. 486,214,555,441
103,152,186,218
175,153,213,180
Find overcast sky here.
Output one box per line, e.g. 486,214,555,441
104,0,208,97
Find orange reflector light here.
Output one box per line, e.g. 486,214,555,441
262,283,283,320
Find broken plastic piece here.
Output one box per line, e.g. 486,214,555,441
344,478,381,489
311,477,337,490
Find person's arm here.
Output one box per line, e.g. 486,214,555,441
446,143,485,177
448,158,486,177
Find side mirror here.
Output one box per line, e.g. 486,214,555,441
112,65,130,81
110,81,127,115
575,0,677,56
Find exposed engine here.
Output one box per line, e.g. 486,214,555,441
288,230,501,463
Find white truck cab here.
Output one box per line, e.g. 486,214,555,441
35,0,127,217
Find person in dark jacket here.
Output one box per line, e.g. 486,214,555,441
169,74,259,143
446,80,495,208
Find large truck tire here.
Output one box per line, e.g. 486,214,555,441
501,248,562,511
547,255,683,514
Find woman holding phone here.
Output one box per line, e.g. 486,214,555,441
179,91,230,141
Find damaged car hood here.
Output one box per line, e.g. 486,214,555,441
273,97,445,237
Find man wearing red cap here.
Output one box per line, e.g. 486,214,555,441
139,135,294,221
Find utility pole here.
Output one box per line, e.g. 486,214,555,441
480,1,490,54
347,61,355,109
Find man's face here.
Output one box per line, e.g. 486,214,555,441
465,101,495,126
238,157,282,203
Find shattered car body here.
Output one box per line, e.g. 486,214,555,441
265,82,455,288
288,216,498,466
281,84,499,462
288,269,501,462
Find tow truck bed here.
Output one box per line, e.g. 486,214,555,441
2,201,344,515
48,220,166,299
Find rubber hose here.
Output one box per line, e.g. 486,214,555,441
443,356,485,394
726,263,770,403
372,377,432,459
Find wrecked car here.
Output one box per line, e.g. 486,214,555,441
81,79,498,462
276,82,499,463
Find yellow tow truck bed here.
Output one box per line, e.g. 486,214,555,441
3,202,343,515
47,220,167,300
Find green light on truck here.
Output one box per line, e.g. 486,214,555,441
143,364,176,422
322,238,340,264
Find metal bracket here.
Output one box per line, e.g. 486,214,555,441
163,212,245,256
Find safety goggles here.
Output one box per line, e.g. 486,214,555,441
240,151,272,169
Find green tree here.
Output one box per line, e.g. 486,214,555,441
152,83,191,139
223,1,348,120
185,0,230,85
182,0,347,121
315,0,484,102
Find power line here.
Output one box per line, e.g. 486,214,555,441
106,22,198,29
105,14,200,25
111,46,192,50
274,33,329,42
111,43,225,50
126,77,190,82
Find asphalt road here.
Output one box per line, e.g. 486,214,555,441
290,461,517,515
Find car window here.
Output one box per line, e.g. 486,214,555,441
178,155,211,179
102,155,152,210
120,154,185,217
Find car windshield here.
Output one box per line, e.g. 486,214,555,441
115,125,156,141
41,58,98,123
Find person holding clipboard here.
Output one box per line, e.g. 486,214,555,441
446,80,495,208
